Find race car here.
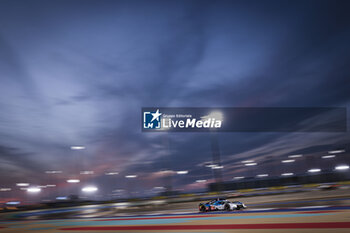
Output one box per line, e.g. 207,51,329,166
199,198,246,212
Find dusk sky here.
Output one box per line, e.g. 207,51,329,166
0,0,350,199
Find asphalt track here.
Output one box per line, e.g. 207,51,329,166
1,189,350,232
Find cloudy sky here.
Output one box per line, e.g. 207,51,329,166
0,0,350,199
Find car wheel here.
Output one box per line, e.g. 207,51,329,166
236,206,241,210
200,206,206,212
225,204,231,211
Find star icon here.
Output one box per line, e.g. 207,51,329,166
151,109,162,122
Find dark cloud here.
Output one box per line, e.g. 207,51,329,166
0,0,349,198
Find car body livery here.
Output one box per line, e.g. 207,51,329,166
199,198,246,212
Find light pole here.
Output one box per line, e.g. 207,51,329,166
202,111,224,192
70,145,86,198
44,170,61,198
0,188,11,203
105,172,119,199
125,175,137,197
174,170,188,193
81,186,98,200
26,187,41,203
